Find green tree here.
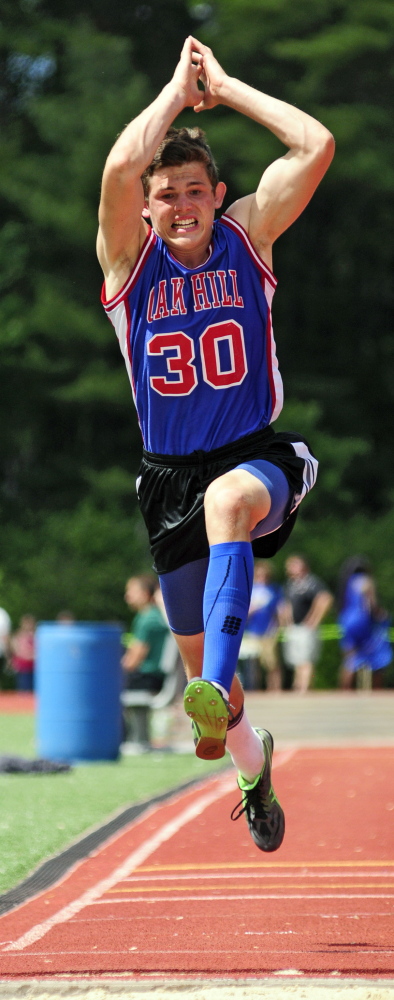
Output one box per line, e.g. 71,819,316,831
1,0,394,626
195,0,394,511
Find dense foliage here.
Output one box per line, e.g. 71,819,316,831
0,0,393,628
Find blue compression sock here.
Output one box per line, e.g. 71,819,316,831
202,541,254,695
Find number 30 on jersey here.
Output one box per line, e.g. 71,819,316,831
147,320,247,396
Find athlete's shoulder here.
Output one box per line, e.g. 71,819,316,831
101,225,160,311
220,194,275,274
216,213,277,287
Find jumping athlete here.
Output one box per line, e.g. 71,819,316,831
97,37,334,852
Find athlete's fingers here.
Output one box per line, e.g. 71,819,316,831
179,36,202,70
180,35,205,65
189,36,213,57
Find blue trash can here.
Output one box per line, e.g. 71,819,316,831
36,622,123,762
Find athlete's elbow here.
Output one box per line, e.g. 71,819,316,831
104,152,134,184
301,128,335,179
104,138,145,185
314,128,335,167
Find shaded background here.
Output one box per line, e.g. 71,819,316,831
0,0,393,626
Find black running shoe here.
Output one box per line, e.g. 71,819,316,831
230,729,285,852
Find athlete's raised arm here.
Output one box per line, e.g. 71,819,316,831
190,38,335,268
97,37,204,298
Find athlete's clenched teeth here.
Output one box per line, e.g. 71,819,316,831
171,218,198,229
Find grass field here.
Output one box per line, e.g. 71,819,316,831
0,712,227,896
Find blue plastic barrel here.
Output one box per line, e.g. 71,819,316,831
36,622,123,761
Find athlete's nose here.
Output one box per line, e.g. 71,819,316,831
173,192,192,213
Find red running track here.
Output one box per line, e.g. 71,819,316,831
0,746,393,979
0,693,35,714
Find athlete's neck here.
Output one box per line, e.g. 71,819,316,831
167,242,212,269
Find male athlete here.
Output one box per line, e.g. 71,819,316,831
98,37,334,852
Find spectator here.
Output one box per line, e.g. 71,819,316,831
337,556,392,690
122,575,169,695
0,605,11,688
10,614,36,692
241,561,282,691
279,555,333,693
56,610,75,624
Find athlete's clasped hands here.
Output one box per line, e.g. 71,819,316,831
172,36,228,113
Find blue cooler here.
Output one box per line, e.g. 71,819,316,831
36,622,123,761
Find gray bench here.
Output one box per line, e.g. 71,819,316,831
120,633,180,750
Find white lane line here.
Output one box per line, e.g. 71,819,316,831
105,884,394,894
3,773,235,953
92,893,394,903
0,774,227,922
68,912,393,921
137,860,394,869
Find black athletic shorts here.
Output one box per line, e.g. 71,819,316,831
137,426,316,576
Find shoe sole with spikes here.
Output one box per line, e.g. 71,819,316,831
184,678,230,760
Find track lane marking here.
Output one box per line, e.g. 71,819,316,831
2,773,235,953
136,860,394,870
104,883,394,892
93,893,394,902
119,872,394,881
68,911,394,919
3,947,394,956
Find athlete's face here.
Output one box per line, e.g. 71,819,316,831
144,162,226,268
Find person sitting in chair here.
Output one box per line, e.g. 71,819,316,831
122,575,169,694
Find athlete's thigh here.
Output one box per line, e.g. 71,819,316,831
235,458,291,538
204,466,271,526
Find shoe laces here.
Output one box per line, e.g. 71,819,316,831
230,768,273,824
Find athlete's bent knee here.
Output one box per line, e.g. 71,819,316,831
204,481,250,523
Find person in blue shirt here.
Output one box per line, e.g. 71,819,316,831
337,556,392,689
242,561,283,692
97,37,334,852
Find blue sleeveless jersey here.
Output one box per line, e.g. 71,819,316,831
102,215,283,455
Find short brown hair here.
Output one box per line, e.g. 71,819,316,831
142,126,219,196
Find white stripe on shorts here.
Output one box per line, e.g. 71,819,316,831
289,440,319,511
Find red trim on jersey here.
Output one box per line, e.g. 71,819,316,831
264,293,277,421
101,227,157,311
124,294,140,426
220,215,277,289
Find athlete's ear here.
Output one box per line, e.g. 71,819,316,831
214,181,227,209
142,205,151,219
